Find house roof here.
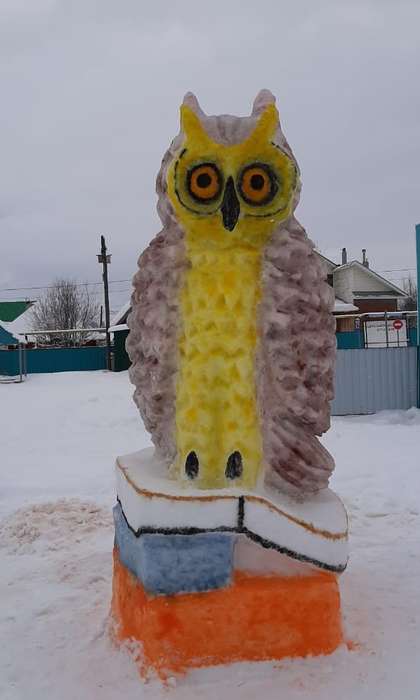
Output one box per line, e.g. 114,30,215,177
352,291,403,298
334,297,359,313
0,305,34,344
0,300,34,322
110,300,131,327
109,323,129,333
335,261,407,297
316,252,339,270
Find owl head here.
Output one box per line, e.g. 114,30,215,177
163,90,301,249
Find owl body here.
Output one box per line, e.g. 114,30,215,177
127,91,336,497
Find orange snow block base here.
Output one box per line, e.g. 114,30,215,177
111,549,343,679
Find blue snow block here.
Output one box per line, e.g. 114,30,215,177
113,502,235,596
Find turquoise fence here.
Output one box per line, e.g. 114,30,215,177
1,327,418,374
337,326,417,350
408,327,417,346
336,330,364,349
0,346,107,376
0,349,20,375
0,326,16,345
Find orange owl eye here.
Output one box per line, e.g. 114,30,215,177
239,163,277,206
187,163,222,202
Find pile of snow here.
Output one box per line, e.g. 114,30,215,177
0,499,112,555
0,371,419,699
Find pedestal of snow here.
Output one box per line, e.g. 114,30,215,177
111,448,348,678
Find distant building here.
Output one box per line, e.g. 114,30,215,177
0,301,34,346
109,302,131,372
318,249,407,332
110,301,131,329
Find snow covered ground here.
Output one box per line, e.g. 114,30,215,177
1,370,419,699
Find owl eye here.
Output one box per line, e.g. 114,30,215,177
187,163,222,203
239,163,277,206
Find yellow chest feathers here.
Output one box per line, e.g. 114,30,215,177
174,244,265,489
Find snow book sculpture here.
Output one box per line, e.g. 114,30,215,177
111,90,348,679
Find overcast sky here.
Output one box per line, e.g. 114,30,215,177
1,0,419,311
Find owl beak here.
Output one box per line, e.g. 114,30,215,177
221,177,240,231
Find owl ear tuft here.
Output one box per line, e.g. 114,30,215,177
180,93,212,145
245,96,279,148
180,103,212,146
252,89,276,117
182,92,205,118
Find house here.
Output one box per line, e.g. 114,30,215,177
333,248,407,314
319,249,408,332
109,302,131,372
110,301,131,329
0,301,34,346
316,253,359,321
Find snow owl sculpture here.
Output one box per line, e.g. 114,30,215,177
127,90,336,497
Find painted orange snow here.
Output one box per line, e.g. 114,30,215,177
111,549,343,678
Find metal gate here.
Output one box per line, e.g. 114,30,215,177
331,347,418,415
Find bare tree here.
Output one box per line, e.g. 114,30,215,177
400,275,417,312
31,278,100,346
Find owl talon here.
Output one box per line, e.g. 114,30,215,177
225,451,243,480
185,451,199,479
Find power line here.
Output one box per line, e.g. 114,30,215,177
0,278,132,293
379,268,416,273
81,287,132,297
0,289,132,303
3,267,415,294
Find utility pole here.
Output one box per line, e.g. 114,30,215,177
97,235,112,370
416,224,420,347
416,224,420,408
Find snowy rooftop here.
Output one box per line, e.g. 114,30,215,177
0,305,34,343
333,297,359,313
109,323,129,333
110,301,131,328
